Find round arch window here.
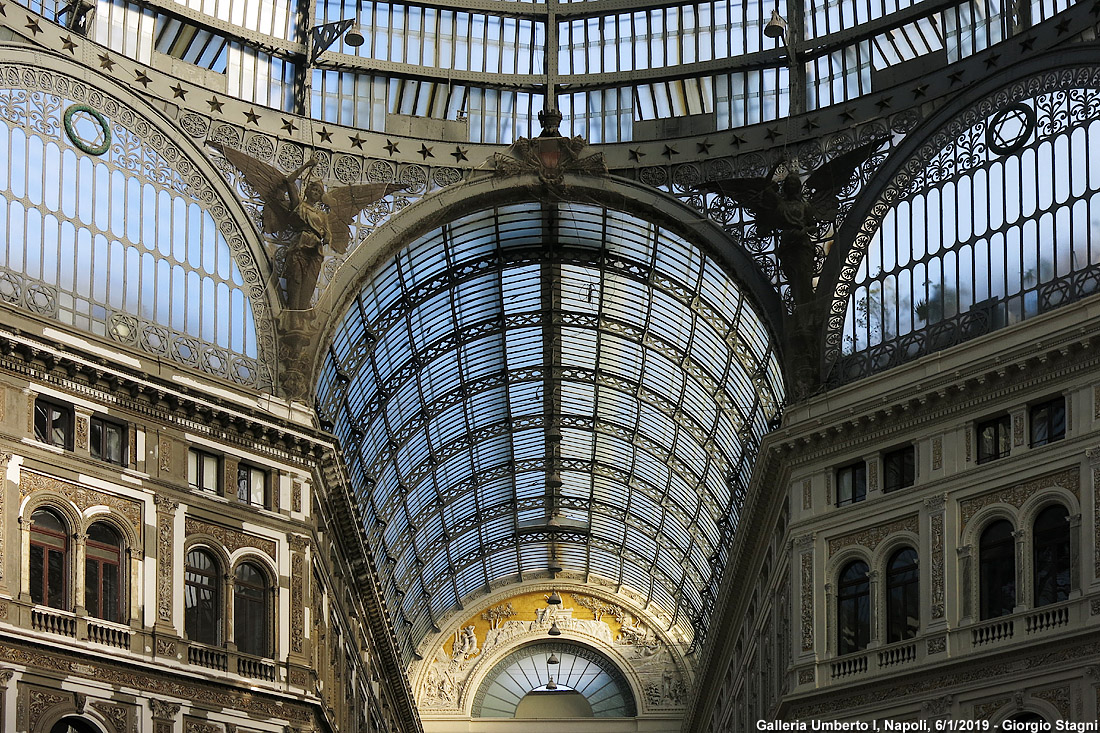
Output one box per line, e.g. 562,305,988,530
50,717,104,733
472,641,637,718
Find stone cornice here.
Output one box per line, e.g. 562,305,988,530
773,310,1100,466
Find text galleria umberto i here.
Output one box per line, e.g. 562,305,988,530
0,0,1099,731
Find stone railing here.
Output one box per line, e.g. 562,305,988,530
86,618,132,650
31,606,77,637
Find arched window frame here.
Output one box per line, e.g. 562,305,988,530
84,520,126,624
184,544,226,647
27,505,73,610
232,556,276,659
834,556,871,656
883,546,920,644
977,517,1017,621
1020,488,1079,608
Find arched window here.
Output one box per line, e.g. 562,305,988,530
837,560,870,655
85,523,123,623
50,717,104,733
29,508,69,609
234,562,270,657
885,548,919,642
1033,505,1070,607
979,520,1016,619
185,549,221,646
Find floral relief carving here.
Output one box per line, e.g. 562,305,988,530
25,686,71,732
159,437,171,473
959,467,1079,530
1034,686,1070,718
155,494,178,623
184,716,222,733
1013,413,1025,446
156,638,177,657
184,517,276,558
150,699,181,720
972,698,1010,720
291,479,302,512
926,635,946,654
867,460,878,492
797,668,814,685
800,551,813,652
19,470,142,535
802,479,811,510
290,552,304,654
90,700,132,733
76,415,88,450
930,510,945,618
1093,385,1100,419
828,514,918,555
965,426,972,462
931,436,943,470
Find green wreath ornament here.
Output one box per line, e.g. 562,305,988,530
63,104,111,156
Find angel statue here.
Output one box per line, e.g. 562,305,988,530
695,138,885,394
210,142,403,310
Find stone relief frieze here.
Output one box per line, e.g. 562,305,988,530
959,466,1079,530
184,516,276,558
827,514,918,555
419,590,686,714
19,469,142,536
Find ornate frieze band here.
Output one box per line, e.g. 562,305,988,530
959,466,1080,530
19,469,142,536
185,516,277,558
827,514,918,555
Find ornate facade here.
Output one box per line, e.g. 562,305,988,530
0,0,1097,731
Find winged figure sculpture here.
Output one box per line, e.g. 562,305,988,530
695,138,884,310
696,138,885,394
210,142,403,310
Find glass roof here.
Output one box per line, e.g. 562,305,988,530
316,202,783,661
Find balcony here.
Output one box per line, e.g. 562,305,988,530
86,617,132,650
804,597,1086,690
31,606,77,637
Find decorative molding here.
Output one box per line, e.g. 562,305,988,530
90,700,132,733
800,552,813,652
1034,686,1070,719
223,457,238,503
19,469,142,535
184,716,223,733
797,668,815,685
1091,597,1100,616
24,685,72,732
1013,413,1025,446
291,479,302,512
76,414,89,450
827,514,918,555
1093,385,1100,420
931,436,943,470
150,699,181,721
155,496,177,623
959,467,1079,530
159,437,171,473
156,638,177,658
0,642,311,723
922,695,952,717
290,552,305,654
867,460,878,492
973,697,1010,721
801,478,812,510
965,425,972,462
926,635,946,655
930,509,945,619
185,516,276,558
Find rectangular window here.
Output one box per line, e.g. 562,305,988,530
237,464,268,508
977,415,1011,463
188,449,220,493
883,445,915,493
1029,397,1066,447
34,398,73,450
836,462,866,506
90,416,127,466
